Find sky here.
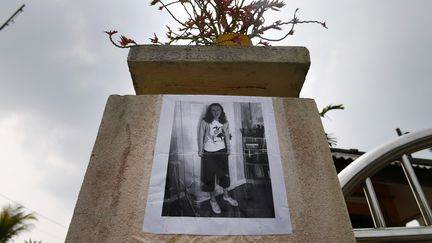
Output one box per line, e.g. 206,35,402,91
1,0,432,242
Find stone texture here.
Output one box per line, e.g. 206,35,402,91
128,45,310,97
66,95,354,243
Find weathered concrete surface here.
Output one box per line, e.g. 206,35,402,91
66,95,354,242
128,45,310,97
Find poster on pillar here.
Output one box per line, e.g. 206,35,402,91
143,95,291,235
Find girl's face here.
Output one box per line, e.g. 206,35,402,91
210,105,221,120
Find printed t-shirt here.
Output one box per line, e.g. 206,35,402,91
204,120,226,152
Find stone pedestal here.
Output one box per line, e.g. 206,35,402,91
66,46,355,242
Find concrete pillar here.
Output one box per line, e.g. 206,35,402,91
66,46,355,242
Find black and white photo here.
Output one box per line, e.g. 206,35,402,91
144,95,291,235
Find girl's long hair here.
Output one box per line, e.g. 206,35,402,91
203,103,227,124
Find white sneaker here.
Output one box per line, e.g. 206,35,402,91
210,200,221,214
223,196,238,207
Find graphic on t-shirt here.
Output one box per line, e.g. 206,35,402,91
210,121,225,143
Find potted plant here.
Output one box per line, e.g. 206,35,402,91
106,0,327,97
106,0,326,47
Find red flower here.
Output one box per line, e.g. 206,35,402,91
257,40,270,46
118,35,136,46
150,33,159,44
105,30,118,37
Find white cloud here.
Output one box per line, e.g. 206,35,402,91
0,111,84,242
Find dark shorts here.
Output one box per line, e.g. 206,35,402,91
201,149,230,192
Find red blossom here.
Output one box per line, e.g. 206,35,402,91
257,40,270,46
166,26,174,39
105,30,118,36
166,26,173,34
215,0,232,11
118,35,136,46
242,4,254,14
185,18,195,27
150,33,159,43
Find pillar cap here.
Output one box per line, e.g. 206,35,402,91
127,45,310,97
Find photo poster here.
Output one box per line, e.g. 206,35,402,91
143,95,292,235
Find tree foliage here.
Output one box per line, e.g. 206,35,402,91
0,205,37,243
320,104,345,147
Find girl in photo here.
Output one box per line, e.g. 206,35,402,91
198,103,238,214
